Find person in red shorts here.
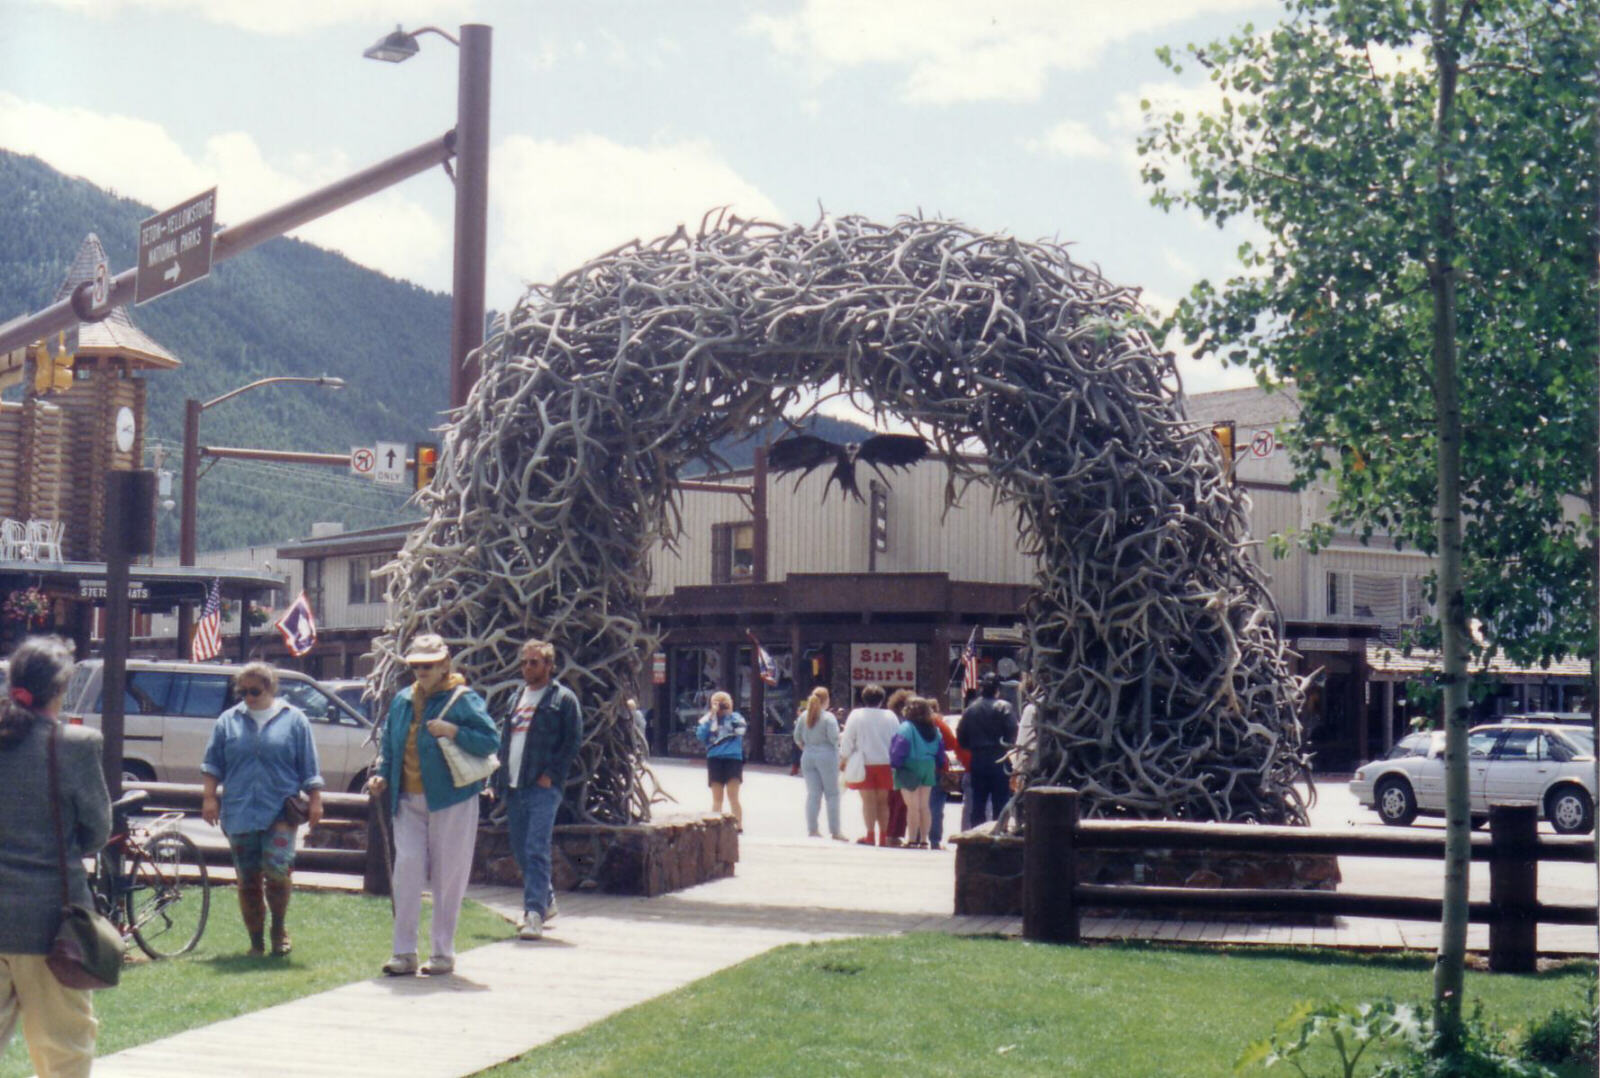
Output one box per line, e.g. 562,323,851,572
839,684,900,845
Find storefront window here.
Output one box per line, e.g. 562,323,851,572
669,646,722,750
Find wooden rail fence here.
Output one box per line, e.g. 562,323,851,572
1021,786,1597,973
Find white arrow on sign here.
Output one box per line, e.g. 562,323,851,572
163,263,180,284
373,441,405,486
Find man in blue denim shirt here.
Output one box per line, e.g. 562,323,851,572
499,639,582,941
201,663,323,955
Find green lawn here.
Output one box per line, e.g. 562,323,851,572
1,890,509,1077
474,935,1595,1078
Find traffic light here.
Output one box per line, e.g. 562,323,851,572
1210,421,1237,484
414,441,439,491
30,333,73,395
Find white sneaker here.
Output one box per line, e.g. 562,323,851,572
382,953,418,976
544,895,558,923
518,912,544,940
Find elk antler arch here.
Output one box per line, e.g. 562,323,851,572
374,213,1312,827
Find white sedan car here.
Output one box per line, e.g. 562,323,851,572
1350,721,1596,834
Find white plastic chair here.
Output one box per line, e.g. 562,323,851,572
0,518,31,561
27,519,64,562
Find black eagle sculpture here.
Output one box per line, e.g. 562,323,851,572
766,433,929,502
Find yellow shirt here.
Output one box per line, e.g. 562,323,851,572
402,672,467,794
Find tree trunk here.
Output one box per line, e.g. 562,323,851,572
1428,0,1470,1051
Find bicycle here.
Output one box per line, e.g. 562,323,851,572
90,788,211,959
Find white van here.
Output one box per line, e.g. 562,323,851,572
61,659,377,792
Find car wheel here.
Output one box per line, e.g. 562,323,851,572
1374,777,1418,826
122,760,156,785
347,768,369,794
1545,785,1594,835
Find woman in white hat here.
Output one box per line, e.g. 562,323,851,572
366,633,498,976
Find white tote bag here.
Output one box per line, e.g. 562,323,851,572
434,686,500,787
842,751,867,785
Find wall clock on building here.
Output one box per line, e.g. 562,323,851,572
114,406,136,453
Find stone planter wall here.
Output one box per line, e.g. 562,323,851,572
951,824,1341,924
472,813,739,897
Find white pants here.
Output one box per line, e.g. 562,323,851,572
391,793,479,959
0,952,97,1078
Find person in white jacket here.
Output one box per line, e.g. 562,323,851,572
838,683,901,846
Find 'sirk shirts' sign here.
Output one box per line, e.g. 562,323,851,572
850,644,917,688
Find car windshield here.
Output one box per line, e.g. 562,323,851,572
1385,733,1434,759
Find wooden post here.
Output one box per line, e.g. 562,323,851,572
1022,785,1079,944
363,799,392,897
1487,803,1538,973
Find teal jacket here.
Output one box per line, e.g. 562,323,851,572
377,681,499,812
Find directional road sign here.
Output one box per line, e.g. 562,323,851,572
136,188,217,305
373,442,406,486
1250,429,1276,458
350,447,376,477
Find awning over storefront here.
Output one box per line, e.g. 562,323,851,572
1366,641,1591,683
1,559,287,608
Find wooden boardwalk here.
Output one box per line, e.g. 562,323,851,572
85,822,1596,1077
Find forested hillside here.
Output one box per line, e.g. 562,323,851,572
0,150,448,553
0,151,875,554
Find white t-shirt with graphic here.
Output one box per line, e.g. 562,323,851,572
507,684,550,788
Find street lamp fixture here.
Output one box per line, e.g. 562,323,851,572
363,25,458,62
364,22,491,413
176,374,346,656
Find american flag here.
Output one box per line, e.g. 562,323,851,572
191,578,223,661
748,631,778,686
275,591,318,658
961,625,980,694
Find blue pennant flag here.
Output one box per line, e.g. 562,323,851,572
275,591,318,657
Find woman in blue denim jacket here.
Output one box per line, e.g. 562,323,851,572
202,661,323,956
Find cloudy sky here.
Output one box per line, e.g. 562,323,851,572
1,0,1281,400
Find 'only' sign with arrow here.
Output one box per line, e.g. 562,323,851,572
373,442,406,485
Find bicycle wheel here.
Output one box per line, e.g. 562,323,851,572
125,831,210,959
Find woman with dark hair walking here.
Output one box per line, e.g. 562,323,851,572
0,636,112,1078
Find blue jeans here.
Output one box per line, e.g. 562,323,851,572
800,746,841,836
506,783,562,917
929,783,947,847
969,760,1010,826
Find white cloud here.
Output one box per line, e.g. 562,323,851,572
487,133,787,305
747,0,1268,104
22,0,476,34
1023,119,1111,159
0,93,448,288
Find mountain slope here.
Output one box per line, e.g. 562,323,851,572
0,150,449,553
0,151,878,552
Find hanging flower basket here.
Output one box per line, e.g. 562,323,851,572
4,587,51,624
